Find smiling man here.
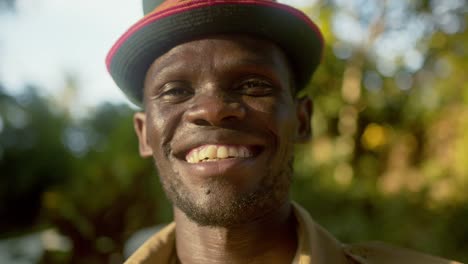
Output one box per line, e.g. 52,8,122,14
137,36,306,228
106,0,460,263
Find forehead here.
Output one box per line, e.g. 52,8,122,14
144,35,293,84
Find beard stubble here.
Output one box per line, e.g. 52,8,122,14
157,157,294,227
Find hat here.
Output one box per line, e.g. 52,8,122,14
106,0,324,106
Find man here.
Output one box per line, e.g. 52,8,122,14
106,0,461,263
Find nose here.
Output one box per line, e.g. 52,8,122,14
184,93,246,126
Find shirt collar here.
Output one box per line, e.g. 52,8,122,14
125,202,349,264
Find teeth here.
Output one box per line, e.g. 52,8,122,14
198,148,206,160
205,145,217,160
228,147,237,157
217,146,228,159
240,148,248,157
186,145,252,163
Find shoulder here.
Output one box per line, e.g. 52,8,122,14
343,241,462,264
124,222,177,264
291,202,461,264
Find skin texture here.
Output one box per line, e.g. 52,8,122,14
133,35,312,264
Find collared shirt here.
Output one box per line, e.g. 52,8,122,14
124,202,462,264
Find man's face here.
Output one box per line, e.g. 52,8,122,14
134,35,312,227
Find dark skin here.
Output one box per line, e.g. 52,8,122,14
133,35,313,264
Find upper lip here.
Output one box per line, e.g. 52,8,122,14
171,130,267,161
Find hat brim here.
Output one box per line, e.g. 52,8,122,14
106,0,324,106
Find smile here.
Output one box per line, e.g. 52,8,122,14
186,145,253,163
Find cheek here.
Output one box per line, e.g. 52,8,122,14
275,105,297,151
145,106,180,157
244,96,297,138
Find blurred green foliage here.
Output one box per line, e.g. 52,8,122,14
0,85,172,263
293,0,468,262
0,0,467,263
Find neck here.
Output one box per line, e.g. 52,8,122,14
174,201,298,264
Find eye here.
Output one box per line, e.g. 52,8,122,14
236,78,274,96
157,81,193,102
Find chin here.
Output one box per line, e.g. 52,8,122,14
160,159,294,227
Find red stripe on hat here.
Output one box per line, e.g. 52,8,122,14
106,0,324,72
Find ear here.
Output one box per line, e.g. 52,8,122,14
133,112,153,157
295,96,313,143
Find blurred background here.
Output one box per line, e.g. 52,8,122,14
0,0,467,263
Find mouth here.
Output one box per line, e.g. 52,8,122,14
171,133,269,179
171,130,269,172
185,144,262,164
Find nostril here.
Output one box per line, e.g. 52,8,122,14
185,97,246,126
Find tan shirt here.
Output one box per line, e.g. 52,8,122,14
125,202,462,264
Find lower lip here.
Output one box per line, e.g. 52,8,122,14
178,157,258,179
